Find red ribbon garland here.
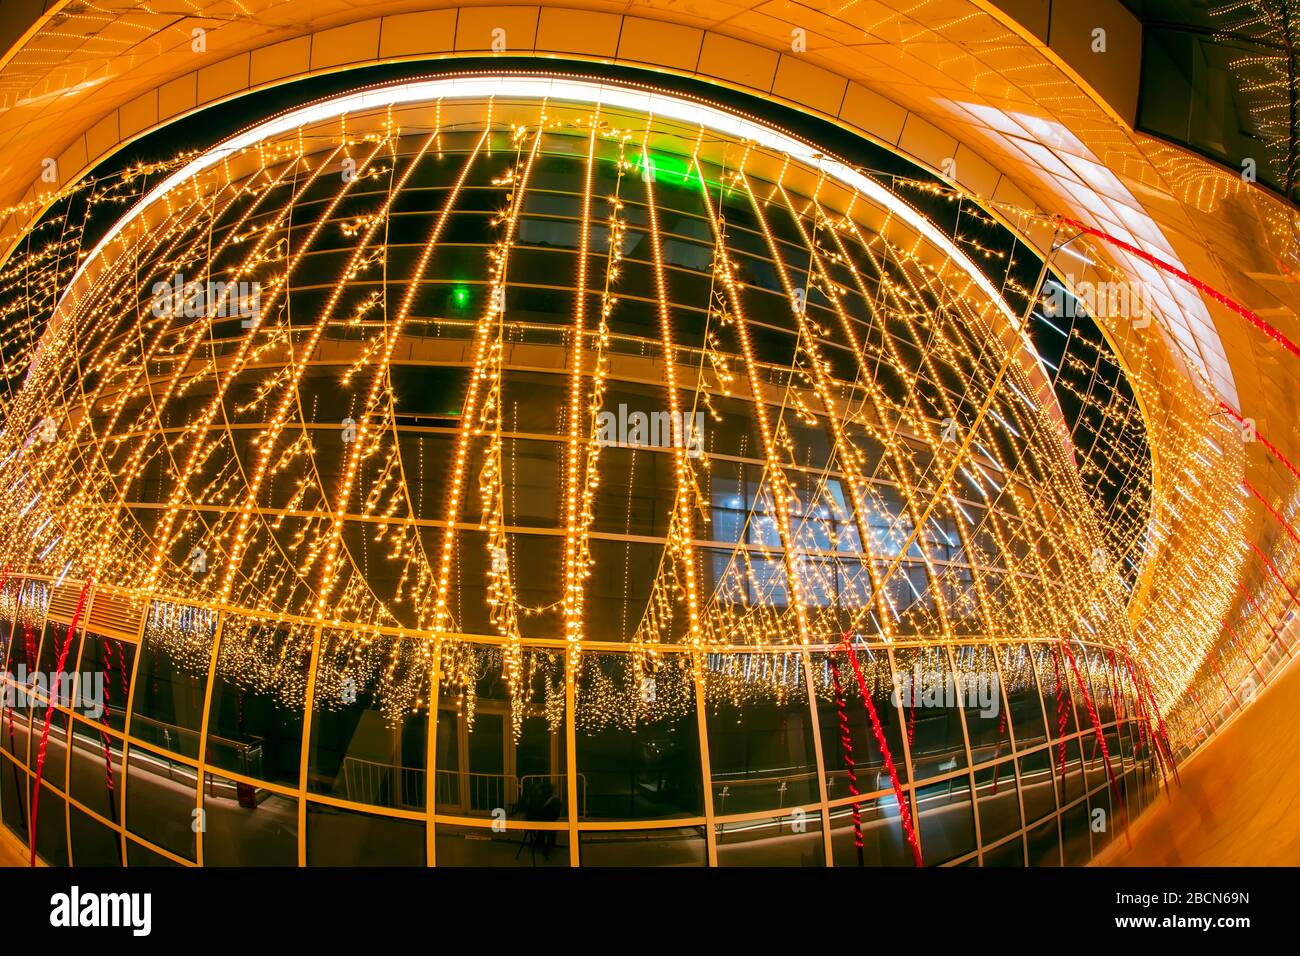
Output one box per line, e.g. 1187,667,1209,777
1244,480,1300,549
1060,640,1130,849
1049,646,1069,779
840,635,922,867
1237,582,1292,652
1052,215,1300,360
29,577,93,866
990,707,1007,795
827,656,864,865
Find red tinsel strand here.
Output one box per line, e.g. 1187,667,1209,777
1189,689,1214,738
1123,653,1168,795
98,638,116,799
1130,654,1180,787
990,707,1007,795
1210,659,1238,707
1050,646,1068,778
1244,479,1300,548
1061,640,1130,849
29,577,93,866
1247,541,1300,612
112,640,128,702
827,656,863,856
1124,654,1149,758
840,636,922,867
1223,621,1266,684
1238,583,1292,652
1221,404,1300,483
1051,214,1300,360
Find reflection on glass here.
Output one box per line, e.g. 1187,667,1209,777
579,826,706,866
916,775,976,865
827,795,912,866
1088,790,1114,855
207,621,309,785
893,646,967,778
1061,800,1091,865
34,783,67,865
576,654,700,820
203,773,298,865
309,631,427,810
305,802,424,866
1018,747,1057,826
435,821,568,867
1002,644,1046,747
813,646,908,798
435,647,568,820
1026,817,1061,866
954,645,1007,764
69,723,122,823
705,653,817,815
974,760,1022,845
125,744,198,860
78,635,134,732
130,604,217,758
716,810,824,866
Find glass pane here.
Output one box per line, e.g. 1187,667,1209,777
69,724,123,823
916,774,976,865
982,835,1023,867
130,604,217,758
1,757,27,840
578,826,707,866
974,759,1022,845
125,745,198,860
77,635,134,732
1002,644,1046,747
705,652,817,815
716,810,824,866
309,631,428,810
1026,817,1060,867
1089,789,1115,855
33,783,67,865
202,773,298,866
305,802,424,866
812,646,908,800
206,620,310,785
1018,747,1057,825
70,804,122,866
893,646,967,778
434,646,568,820
827,794,914,867
576,653,701,820
1061,800,1091,865
953,644,1007,764
126,838,181,867
435,821,568,867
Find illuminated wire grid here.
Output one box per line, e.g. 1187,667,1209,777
0,95,1169,742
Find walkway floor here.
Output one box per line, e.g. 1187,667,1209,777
1096,646,1300,866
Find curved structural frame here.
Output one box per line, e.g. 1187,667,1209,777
0,0,1294,868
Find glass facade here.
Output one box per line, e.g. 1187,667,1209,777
0,80,1159,865
1125,0,1300,200
0,583,1162,865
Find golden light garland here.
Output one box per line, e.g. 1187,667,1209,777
0,83,1290,757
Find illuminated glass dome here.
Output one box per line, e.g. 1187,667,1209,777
0,75,1168,867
